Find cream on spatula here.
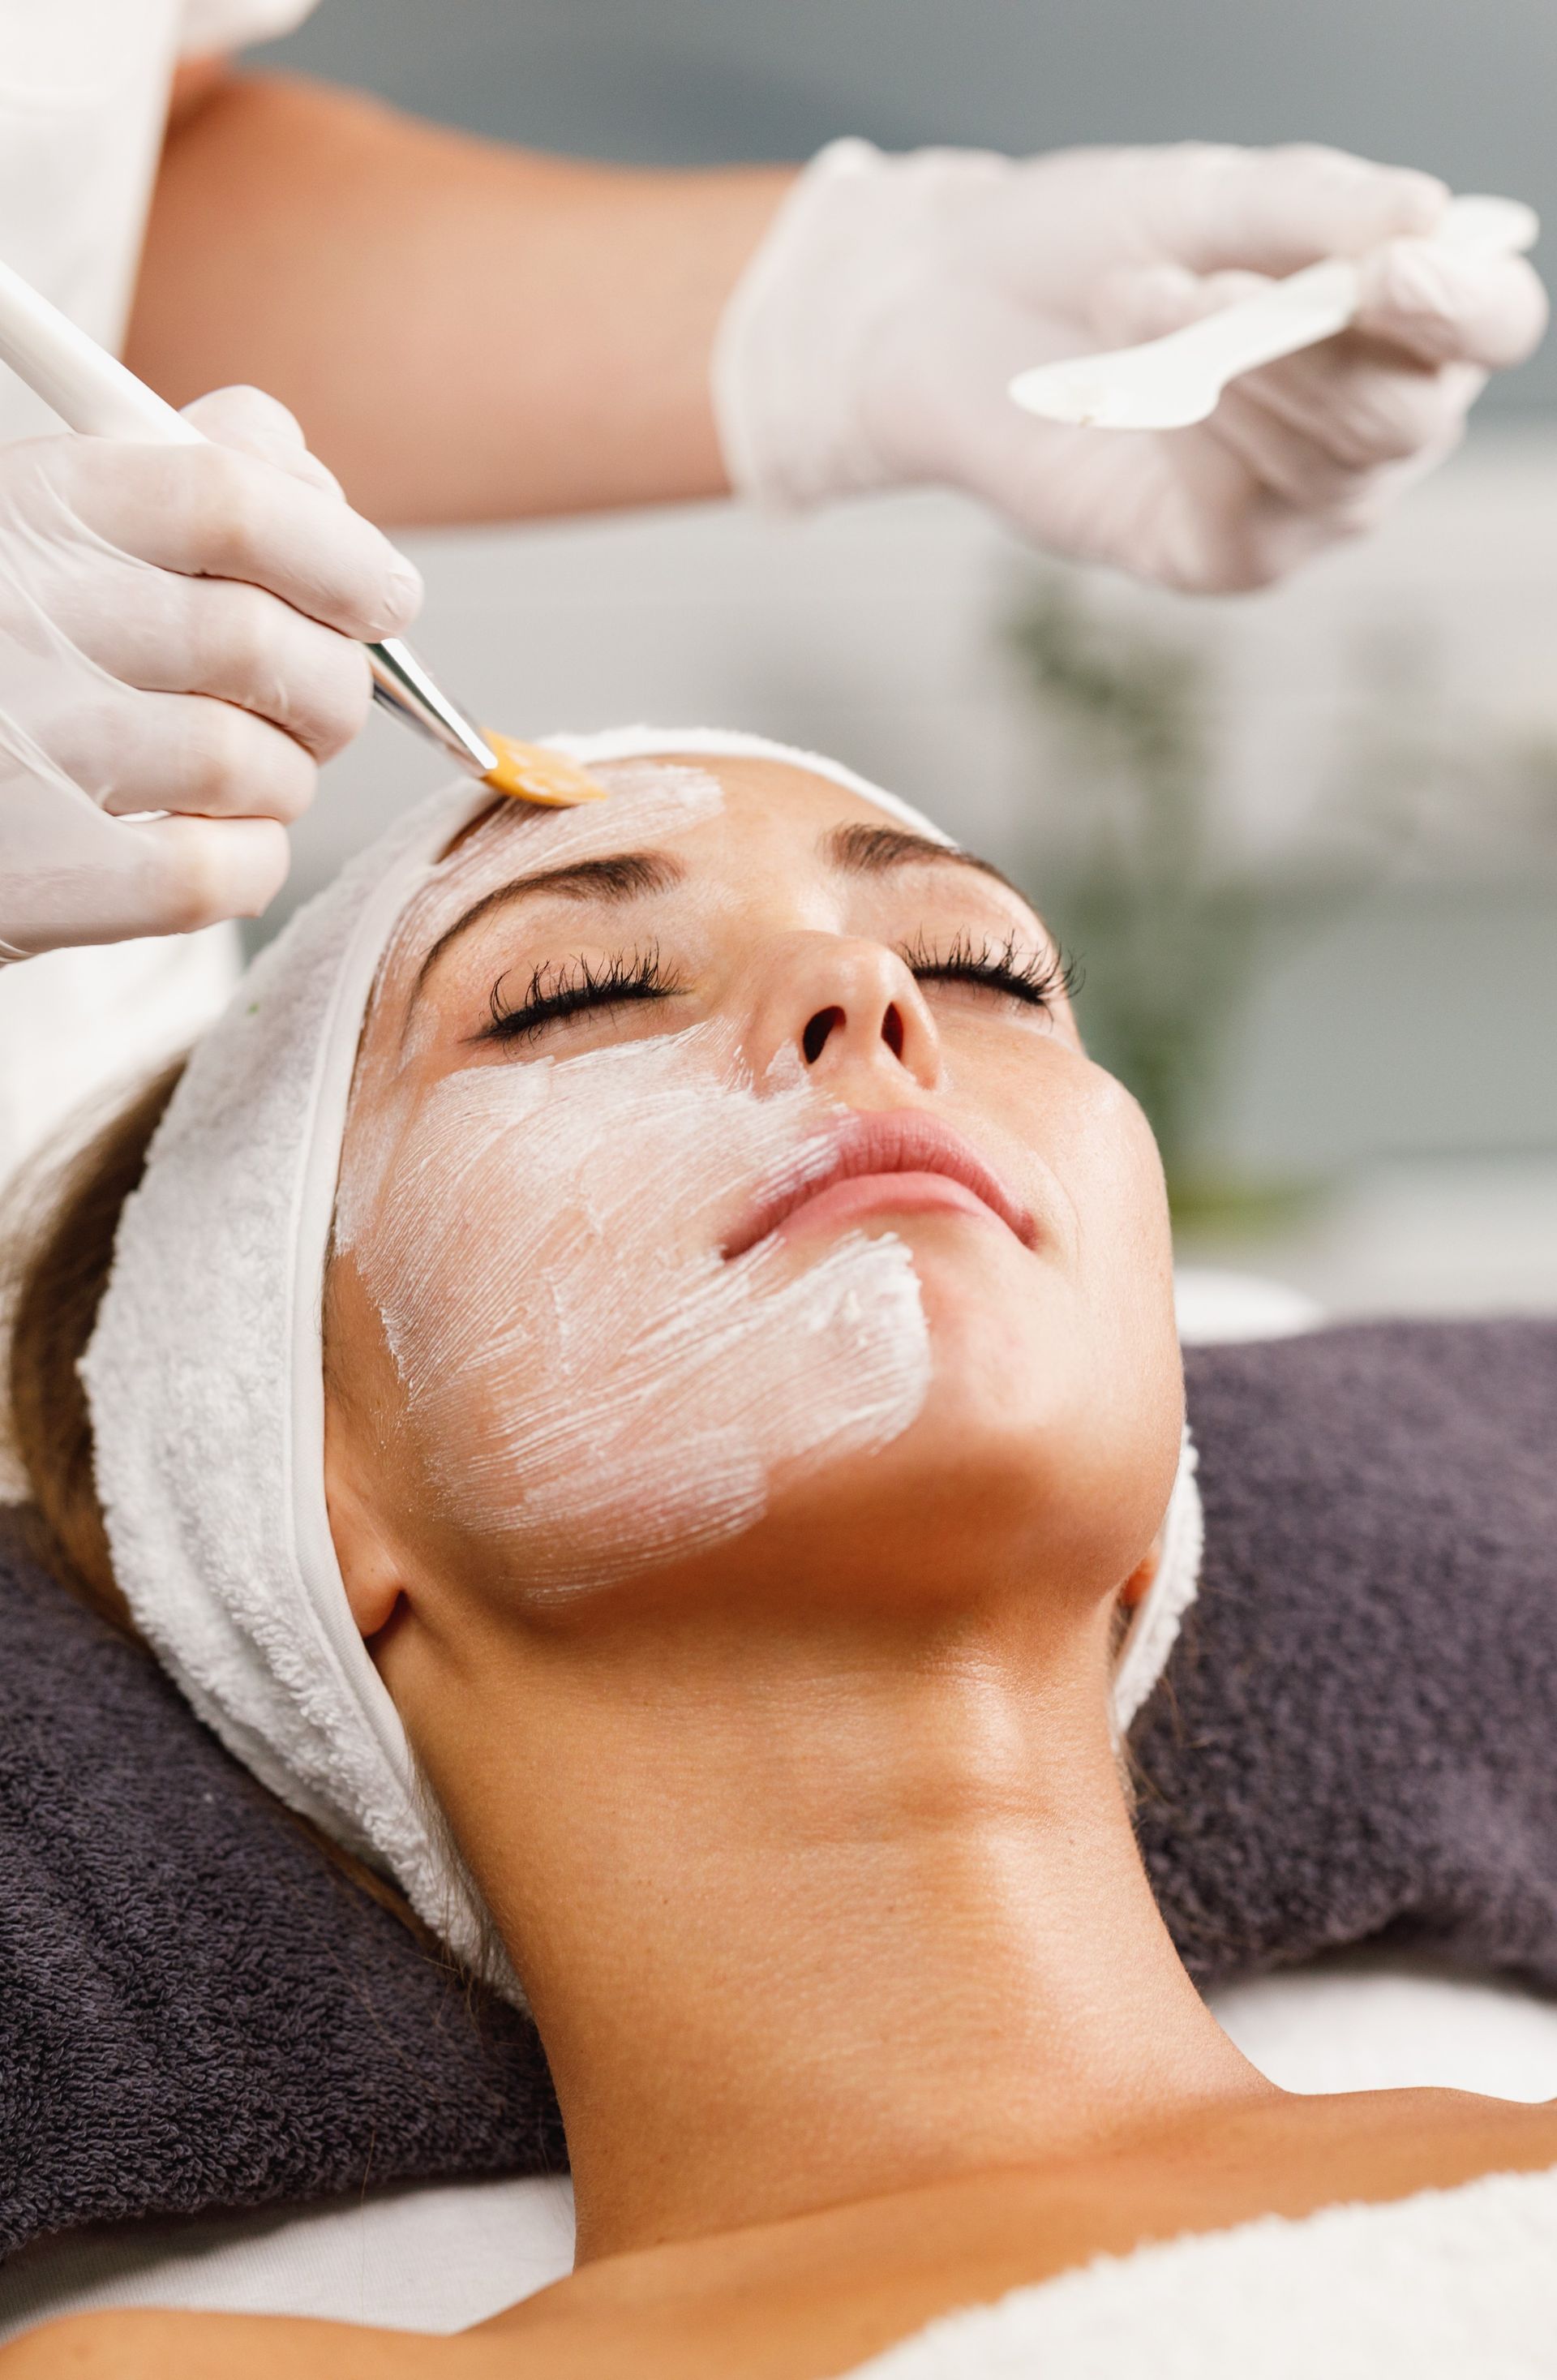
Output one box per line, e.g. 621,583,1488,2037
1009,192,1538,432
0,251,607,807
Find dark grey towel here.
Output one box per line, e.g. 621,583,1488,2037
2,1316,1555,2259
1137,1316,1557,1986
0,1512,564,2260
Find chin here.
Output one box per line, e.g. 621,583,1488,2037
896,1209,1113,1423
749,1261,1182,1619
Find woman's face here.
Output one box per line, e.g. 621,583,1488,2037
327,754,1182,1639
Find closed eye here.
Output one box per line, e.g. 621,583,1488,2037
474,928,1074,1049
478,943,682,1044
900,929,1077,1014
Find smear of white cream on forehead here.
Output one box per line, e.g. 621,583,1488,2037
406,754,729,960
336,756,932,1596
334,755,728,1244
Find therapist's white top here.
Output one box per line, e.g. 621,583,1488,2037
0,0,319,1191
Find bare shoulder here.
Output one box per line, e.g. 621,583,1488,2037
1267,2081,1557,2184
0,2313,161,2380
0,2309,478,2380
849,2086,1557,2317
11,2099,1553,2380
1100,2081,1557,2232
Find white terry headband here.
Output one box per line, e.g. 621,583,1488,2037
83,728,1200,1976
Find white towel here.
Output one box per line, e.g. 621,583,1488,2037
81,728,1201,1979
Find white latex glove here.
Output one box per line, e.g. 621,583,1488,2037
0,385,422,961
714,140,1549,592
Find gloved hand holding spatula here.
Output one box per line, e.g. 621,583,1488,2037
715,140,1546,591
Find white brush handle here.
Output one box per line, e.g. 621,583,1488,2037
0,255,201,445
0,252,500,776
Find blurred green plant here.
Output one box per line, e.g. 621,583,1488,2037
999,575,1513,1219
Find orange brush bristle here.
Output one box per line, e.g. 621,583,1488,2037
483,733,610,806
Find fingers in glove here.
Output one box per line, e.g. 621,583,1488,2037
181,384,349,500
1090,259,1268,348
6,810,294,950
77,577,373,761
62,436,422,642
1139,140,1448,278
1093,258,1491,492
49,687,324,827
1096,242,1545,384
1354,238,1548,371
121,810,292,937
1221,335,1485,488
1203,360,1467,531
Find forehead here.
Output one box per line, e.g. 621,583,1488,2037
457,753,924,879
653,753,927,838
359,755,929,1045
401,753,946,967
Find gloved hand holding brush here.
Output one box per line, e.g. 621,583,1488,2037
0,385,419,960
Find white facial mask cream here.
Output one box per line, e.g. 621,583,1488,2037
332,755,730,1240
336,758,933,1599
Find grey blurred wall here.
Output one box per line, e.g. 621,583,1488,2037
261,0,1556,412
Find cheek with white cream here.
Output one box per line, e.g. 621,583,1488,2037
341,1027,930,1595
333,758,932,1601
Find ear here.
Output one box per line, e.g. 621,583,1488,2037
324,1399,411,1647
321,1251,414,1641
1119,1540,1160,1612
331,1466,409,1637
326,1450,408,1639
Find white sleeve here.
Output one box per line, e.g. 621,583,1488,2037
178,0,320,53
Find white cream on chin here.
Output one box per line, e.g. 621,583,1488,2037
335,760,932,1597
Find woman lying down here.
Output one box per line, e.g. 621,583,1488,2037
6,729,1553,2378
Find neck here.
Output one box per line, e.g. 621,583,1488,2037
406,1589,1259,2262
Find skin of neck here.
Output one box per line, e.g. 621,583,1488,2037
382,1548,1263,2265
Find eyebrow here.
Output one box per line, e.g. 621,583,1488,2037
821,821,1036,909
408,818,1037,1017
410,850,686,1003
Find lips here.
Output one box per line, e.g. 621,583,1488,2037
723,1109,1037,1261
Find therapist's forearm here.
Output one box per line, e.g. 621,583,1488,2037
125,72,794,526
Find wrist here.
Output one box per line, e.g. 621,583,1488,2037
712,139,898,510
712,138,1015,513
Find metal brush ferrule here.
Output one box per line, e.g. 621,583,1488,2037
368,636,497,779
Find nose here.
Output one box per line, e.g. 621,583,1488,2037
743,933,942,1093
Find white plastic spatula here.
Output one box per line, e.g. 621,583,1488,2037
1008,192,1540,432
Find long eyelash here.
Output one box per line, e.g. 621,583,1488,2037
899,929,1079,1012
478,930,1072,1044
483,942,676,1042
